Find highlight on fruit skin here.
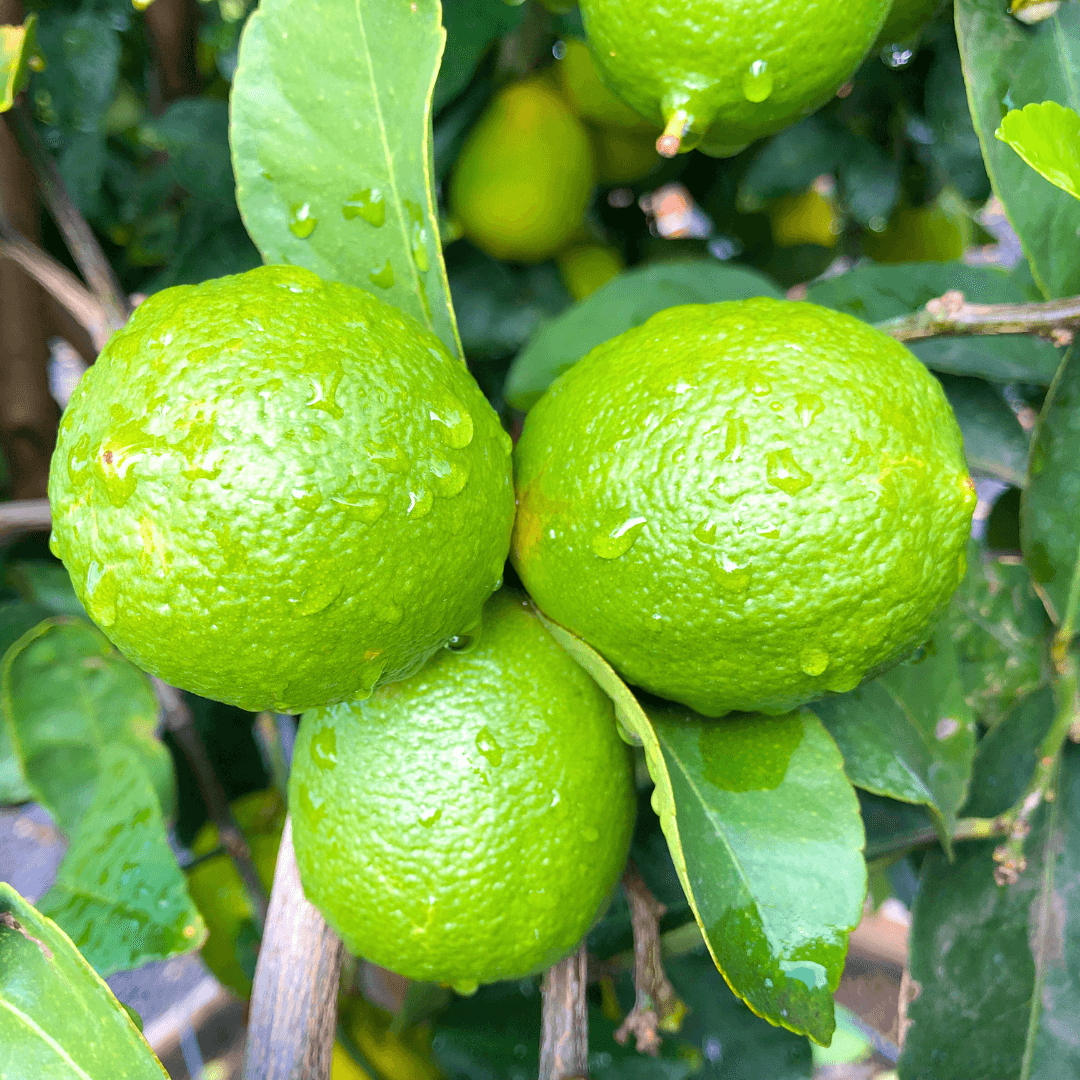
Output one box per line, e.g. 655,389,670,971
448,76,597,263
512,297,976,718
579,0,893,157
47,264,515,713
290,591,636,990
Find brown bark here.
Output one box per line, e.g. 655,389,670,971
143,0,203,107
0,0,58,499
540,945,590,1080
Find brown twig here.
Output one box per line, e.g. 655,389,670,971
245,816,344,1080
153,678,269,927
3,98,129,330
540,943,589,1080
613,862,685,1055
0,496,51,538
142,0,203,108
876,289,1080,345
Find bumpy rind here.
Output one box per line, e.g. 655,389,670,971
290,592,636,986
48,265,515,712
579,0,891,155
512,298,976,717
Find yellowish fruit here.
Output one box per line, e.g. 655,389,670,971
557,245,624,300
770,188,841,248
449,78,596,263
864,199,970,263
556,38,656,133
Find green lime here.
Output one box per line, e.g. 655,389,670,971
449,78,596,263
186,788,285,999
290,591,635,989
47,265,514,712
512,298,975,717
875,0,943,47
556,38,657,134
557,244,624,300
579,0,891,157
863,199,970,263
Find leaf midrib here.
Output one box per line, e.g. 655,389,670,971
0,998,96,1080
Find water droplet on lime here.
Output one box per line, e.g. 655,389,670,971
311,725,338,771
799,646,829,677
766,448,813,495
85,561,119,626
742,59,774,102
794,392,824,428
475,725,503,766
590,513,647,559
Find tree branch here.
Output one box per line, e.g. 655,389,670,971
245,816,344,1080
153,678,269,927
540,944,589,1080
142,0,203,108
864,815,1004,862
613,862,685,1056
876,289,1080,346
3,98,129,331
0,496,51,538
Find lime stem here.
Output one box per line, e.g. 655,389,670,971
656,111,689,158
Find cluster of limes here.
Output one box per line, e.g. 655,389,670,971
48,0,972,995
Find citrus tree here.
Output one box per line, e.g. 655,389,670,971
1,1,1079,1079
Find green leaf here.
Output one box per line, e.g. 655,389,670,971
947,543,1049,728
0,883,169,1079
996,101,1080,202
899,689,1080,1080
505,260,783,411
144,99,235,205
435,0,522,114
534,612,863,1044
0,15,35,112
0,602,49,805
1,619,176,830
956,0,1080,298
33,10,121,218
1021,348,1080,624
230,0,461,357
813,621,976,851
807,261,1063,384
4,562,84,618
2,620,200,976
38,744,205,977
938,375,1029,487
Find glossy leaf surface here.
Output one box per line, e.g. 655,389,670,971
0,883,168,1079
536,612,864,1044
900,689,1080,1080
814,622,976,849
938,375,1028,487
956,0,1080,297
231,0,460,355
996,102,1080,202
435,0,522,114
505,261,783,410
0,602,48,804
1021,348,1080,624
807,261,1062,384
38,744,205,977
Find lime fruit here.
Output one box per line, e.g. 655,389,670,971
557,244,624,300
337,997,441,1080
863,199,970,263
770,188,841,249
47,265,514,712
557,38,656,134
449,78,596,263
512,298,975,717
290,591,635,989
578,0,891,157
186,788,285,999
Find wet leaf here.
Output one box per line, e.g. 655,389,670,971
231,0,461,356
900,689,1080,1080
813,621,976,851
1021,348,1080,624
144,98,234,205
534,612,864,1044
0,883,168,1078
1,619,175,829
0,602,48,805
938,375,1029,487
4,561,84,618
956,0,1080,297
996,101,1080,203
0,14,35,112
506,260,782,411
807,261,1063,384
38,744,205,977
2,620,200,975
946,543,1049,728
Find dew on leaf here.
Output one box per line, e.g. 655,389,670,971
288,202,317,238
342,187,386,226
